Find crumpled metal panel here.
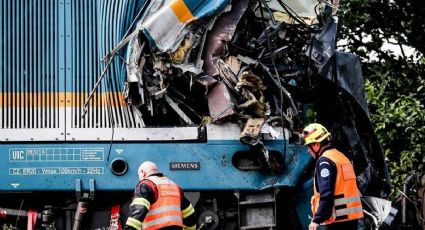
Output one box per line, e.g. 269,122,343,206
328,51,369,115
315,52,392,196
141,0,230,52
203,0,249,76
306,17,337,75
208,82,236,123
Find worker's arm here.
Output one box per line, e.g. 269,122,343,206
181,191,196,230
312,157,336,224
124,181,156,230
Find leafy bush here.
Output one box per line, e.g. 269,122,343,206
338,0,425,197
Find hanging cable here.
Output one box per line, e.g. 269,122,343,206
81,57,114,118
14,198,25,228
122,0,149,39
259,0,288,167
276,0,311,29
106,57,116,162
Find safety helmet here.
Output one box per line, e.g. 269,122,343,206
302,123,331,145
138,161,160,180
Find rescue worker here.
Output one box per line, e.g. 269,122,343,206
124,161,196,230
302,123,363,230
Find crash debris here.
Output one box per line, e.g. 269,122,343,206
118,0,332,173
100,0,334,170
86,0,391,193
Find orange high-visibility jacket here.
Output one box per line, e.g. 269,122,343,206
311,149,364,224
142,176,184,230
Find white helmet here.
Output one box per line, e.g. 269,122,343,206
138,161,160,180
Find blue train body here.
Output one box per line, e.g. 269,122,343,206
1,135,311,191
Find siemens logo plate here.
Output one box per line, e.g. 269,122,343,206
169,162,200,170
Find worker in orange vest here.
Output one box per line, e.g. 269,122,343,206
303,123,363,230
124,161,196,230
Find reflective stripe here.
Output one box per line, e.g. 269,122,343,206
126,217,142,230
130,198,151,209
182,204,194,218
143,215,183,228
184,224,197,230
145,205,181,217
335,207,363,216
334,196,361,206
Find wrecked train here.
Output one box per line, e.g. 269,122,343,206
0,0,391,229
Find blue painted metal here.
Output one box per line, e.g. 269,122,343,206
1,0,145,93
0,0,62,93
59,0,66,92
0,140,311,191
1,0,147,129
97,0,146,93
68,0,145,93
183,0,230,18
295,178,314,230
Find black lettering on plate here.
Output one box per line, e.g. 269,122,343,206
169,162,200,170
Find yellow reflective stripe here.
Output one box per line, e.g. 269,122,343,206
126,217,142,230
182,204,194,218
130,198,151,209
184,224,197,230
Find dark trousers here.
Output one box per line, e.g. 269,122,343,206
319,219,359,230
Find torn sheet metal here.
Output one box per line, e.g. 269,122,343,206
208,82,235,123
261,122,280,139
172,63,203,74
203,0,249,76
328,51,369,115
164,95,194,125
125,1,165,107
127,41,145,83
197,75,218,92
141,0,230,52
216,59,239,94
224,56,241,76
125,40,146,107
305,16,337,75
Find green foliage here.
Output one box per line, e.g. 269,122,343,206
365,79,425,189
338,0,425,196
